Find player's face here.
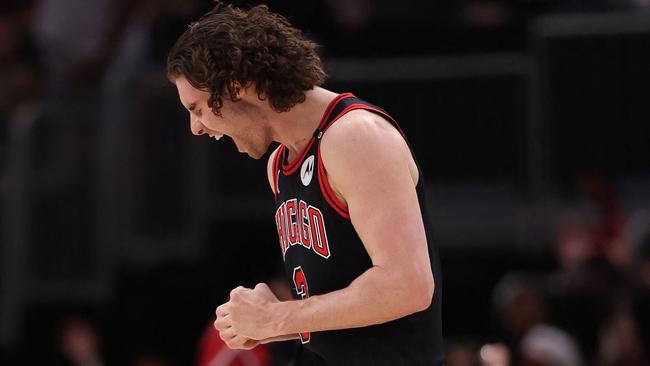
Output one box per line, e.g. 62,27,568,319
174,76,271,159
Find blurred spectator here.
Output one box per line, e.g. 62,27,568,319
446,339,511,366
520,325,584,366
582,175,628,269
491,273,548,355
546,175,633,363
554,213,594,272
57,316,105,366
446,339,481,366
479,343,511,366
546,248,623,362
596,309,646,366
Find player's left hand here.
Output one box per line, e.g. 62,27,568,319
215,283,281,341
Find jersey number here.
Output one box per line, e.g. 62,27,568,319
292,266,311,344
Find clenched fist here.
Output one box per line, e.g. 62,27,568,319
214,283,282,348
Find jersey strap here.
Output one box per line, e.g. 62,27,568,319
315,98,407,141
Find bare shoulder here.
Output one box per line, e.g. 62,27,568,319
320,109,418,193
266,145,282,194
320,109,413,168
320,109,408,157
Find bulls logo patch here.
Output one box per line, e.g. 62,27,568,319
300,155,315,186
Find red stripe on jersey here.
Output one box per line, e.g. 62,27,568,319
281,93,355,175
282,140,316,176
272,145,284,200
320,103,407,139
315,102,408,219
317,153,350,219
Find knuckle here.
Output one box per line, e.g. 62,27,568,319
225,336,241,349
216,303,227,314
219,332,228,342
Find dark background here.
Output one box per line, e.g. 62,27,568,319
1,0,649,365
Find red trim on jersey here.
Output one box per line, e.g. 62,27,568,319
282,140,315,176
322,103,407,140
272,145,284,200
317,153,350,219
315,103,407,219
281,93,355,175
315,104,369,219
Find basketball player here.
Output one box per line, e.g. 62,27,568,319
166,3,443,365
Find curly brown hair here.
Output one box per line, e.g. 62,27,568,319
166,2,326,116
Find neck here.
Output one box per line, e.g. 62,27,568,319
270,87,339,160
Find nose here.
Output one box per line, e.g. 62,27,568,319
190,116,205,136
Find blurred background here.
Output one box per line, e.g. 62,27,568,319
1,0,649,365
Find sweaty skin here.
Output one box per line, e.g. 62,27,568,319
174,78,433,348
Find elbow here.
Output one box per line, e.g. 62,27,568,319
399,270,434,315
379,264,436,318
413,276,434,312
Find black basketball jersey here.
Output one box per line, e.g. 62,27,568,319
271,93,444,366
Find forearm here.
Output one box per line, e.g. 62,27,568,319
271,265,432,336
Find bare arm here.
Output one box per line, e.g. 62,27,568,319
219,111,434,340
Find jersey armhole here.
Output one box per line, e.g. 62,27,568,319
315,104,415,220
316,148,351,219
